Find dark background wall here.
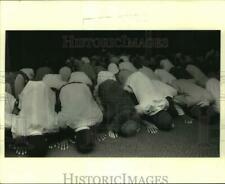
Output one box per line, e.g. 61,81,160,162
5,30,220,72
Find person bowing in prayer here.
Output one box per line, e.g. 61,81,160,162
95,71,145,139
57,72,103,153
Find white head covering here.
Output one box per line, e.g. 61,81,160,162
59,66,72,82
97,71,116,86
160,59,174,72
69,72,92,86
20,68,34,79
120,55,130,63
81,57,90,64
108,63,119,74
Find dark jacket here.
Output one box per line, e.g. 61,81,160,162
98,80,140,132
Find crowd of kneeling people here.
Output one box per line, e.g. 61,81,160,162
5,49,220,156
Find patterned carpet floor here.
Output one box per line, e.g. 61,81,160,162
5,116,219,157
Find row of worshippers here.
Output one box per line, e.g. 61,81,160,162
5,50,220,156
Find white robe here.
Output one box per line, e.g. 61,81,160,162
160,59,174,72
206,78,220,113
171,79,213,107
124,71,170,116
43,74,66,90
154,69,177,85
11,81,58,137
139,66,159,80
119,61,137,73
58,83,103,130
186,64,208,87
5,92,17,129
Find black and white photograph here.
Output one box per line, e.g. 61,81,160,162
4,30,220,157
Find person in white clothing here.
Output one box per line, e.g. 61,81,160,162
57,72,103,153
11,81,58,156
186,64,208,87
5,92,18,153
119,71,176,131
160,58,174,72
154,68,177,85
206,78,220,113
118,55,137,72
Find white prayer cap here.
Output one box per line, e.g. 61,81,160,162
59,66,72,82
160,59,174,72
20,68,34,79
97,71,116,86
81,57,90,64
119,55,130,63
108,63,119,75
69,72,93,86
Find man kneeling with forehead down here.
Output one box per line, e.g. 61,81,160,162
57,72,103,153
11,81,58,157
96,71,141,139
171,79,217,123
118,70,178,131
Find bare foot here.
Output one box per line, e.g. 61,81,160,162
108,131,118,139
15,146,28,156
96,133,107,142
146,123,159,134
182,115,193,124
57,139,69,151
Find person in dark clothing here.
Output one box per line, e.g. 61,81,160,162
96,71,142,138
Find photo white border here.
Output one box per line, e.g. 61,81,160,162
0,1,225,183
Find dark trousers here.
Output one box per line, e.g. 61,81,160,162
143,110,173,131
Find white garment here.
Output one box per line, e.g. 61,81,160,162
160,59,174,72
155,69,177,85
69,72,92,86
95,71,117,95
206,78,220,113
151,79,177,98
97,71,116,86
20,68,34,80
58,83,103,130
124,71,169,116
186,64,208,87
108,63,119,74
5,92,17,129
5,92,16,114
5,83,12,94
59,66,72,81
119,61,137,73
11,81,58,137
139,66,159,80
171,79,213,107
43,74,67,89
